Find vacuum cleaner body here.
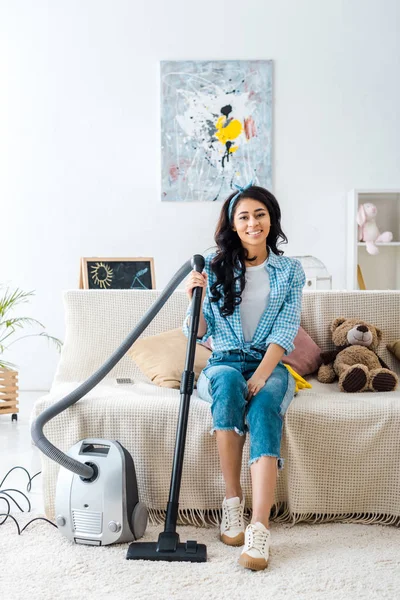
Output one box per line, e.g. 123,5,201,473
55,439,147,546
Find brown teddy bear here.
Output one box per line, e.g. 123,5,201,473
317,317,398,393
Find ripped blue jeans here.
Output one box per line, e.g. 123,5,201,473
196,349,295,470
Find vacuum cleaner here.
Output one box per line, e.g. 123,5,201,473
31,255,207,562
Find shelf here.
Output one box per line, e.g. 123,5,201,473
347,190,400,290
358,242,400,247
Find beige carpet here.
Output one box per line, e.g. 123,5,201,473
1,515,399,600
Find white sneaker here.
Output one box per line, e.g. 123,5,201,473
238,522,270,570
220,496,246,546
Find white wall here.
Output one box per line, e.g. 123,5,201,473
1,0,400,390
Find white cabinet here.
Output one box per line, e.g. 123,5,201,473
347,190,400,290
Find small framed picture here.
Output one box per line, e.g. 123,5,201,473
79,257,156,290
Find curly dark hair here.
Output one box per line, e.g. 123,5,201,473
210,185,288,317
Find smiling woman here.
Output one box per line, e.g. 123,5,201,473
183,183,305,571
232,201,271,261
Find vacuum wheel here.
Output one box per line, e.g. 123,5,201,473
11,414,18,422
131,501,148,540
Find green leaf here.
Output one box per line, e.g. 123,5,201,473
0,288,35,319
0,317,45,330
38,332,63,353
4,332,63,353
0,358,17,370
0,330,16,346
0,286,62,368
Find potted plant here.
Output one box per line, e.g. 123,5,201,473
0,287,62,421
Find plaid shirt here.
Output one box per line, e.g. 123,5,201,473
183,251,305,356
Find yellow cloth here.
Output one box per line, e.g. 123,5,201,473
283,363,312,394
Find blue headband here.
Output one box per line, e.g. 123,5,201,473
228,179,255,221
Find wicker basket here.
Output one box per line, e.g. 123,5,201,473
0,368,19,421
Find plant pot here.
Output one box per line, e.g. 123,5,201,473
0,368,19,421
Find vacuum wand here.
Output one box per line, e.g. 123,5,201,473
164,254,205,533
127,254,207,562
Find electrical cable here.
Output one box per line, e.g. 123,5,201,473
0,466,57,534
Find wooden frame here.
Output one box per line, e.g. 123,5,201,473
0,369,19,419
79,257,156,290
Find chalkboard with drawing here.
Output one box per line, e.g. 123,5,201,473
79,257,155,290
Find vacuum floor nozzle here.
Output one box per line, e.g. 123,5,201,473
126,532,207,563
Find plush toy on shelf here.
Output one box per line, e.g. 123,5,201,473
357,202,393,255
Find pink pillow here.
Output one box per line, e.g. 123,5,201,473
199,337,214,351
284,326,322,376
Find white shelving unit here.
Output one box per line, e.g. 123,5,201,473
347,190,400,290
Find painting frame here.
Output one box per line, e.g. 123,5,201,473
79,257,156,290
160,59,273,202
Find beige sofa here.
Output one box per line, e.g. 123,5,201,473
32,289,400,527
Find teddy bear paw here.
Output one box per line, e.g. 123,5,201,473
369,368,398,392
339,365,369,393
317,364,336,383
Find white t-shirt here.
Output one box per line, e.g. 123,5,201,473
240,260,270,342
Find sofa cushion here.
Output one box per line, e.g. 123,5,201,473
128,328,211,388
32,378,400,523
283,326,323,376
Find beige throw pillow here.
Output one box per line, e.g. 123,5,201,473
128,328,212,389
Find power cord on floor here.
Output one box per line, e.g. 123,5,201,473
0,466,57,534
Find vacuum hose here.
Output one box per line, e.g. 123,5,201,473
31,255,205,480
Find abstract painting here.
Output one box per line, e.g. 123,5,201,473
161,60,272,202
